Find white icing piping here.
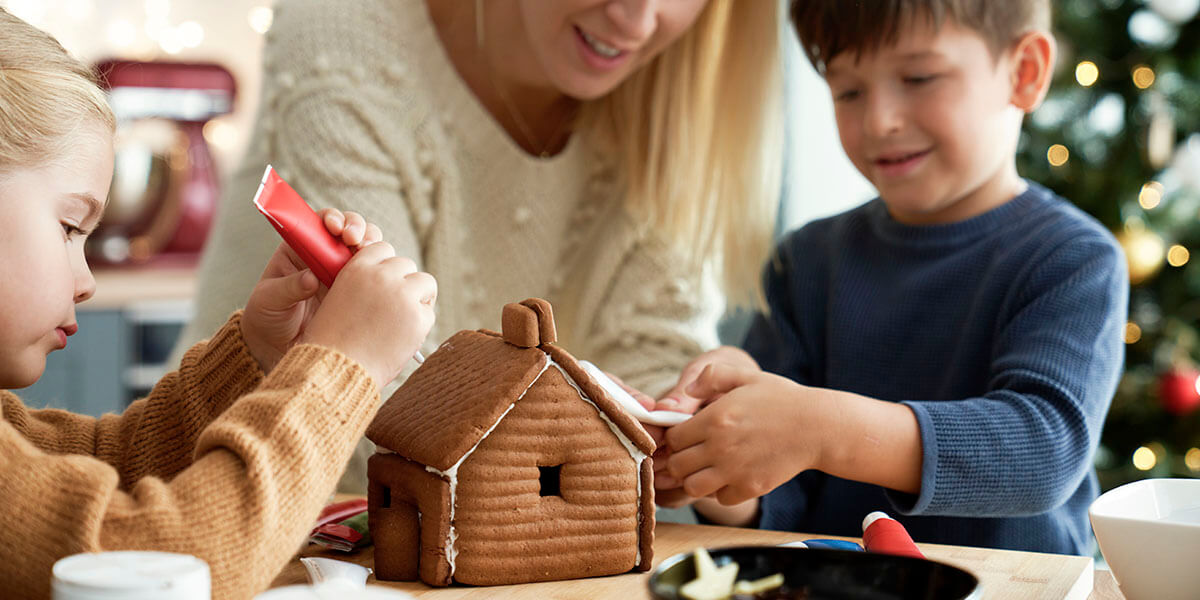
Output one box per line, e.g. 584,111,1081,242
548,361,649,465
425,355,550,577
418,354,650,578
547,360,648,564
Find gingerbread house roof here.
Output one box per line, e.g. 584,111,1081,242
366,300,656,473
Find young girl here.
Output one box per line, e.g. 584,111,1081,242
0,9,436,599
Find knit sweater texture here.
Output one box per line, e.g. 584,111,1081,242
178,0,720,398
0,313,379,599
745,182,1128,555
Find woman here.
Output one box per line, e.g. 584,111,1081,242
176,0,784,491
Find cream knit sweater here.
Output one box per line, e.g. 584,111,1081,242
178,0,722,402
0,313,379,600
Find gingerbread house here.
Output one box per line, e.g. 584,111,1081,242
365,298,656,586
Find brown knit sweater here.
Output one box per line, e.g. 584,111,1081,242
0,313,379,599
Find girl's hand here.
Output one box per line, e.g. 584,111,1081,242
663,363,821,506
319,208,383,249
241,209,381,373
299,241,437,390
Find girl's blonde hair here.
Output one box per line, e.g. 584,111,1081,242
0,8,115,176
580,0,784,308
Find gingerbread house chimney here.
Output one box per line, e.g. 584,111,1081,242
501,298,557,348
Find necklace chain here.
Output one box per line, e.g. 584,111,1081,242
475,0,573,158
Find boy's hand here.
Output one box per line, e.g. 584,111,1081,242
299,241,437,390
663,364,820,506
241,209,381,373
654,346,760,416
651,347,760,508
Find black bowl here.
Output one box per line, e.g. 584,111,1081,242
647,546,981,600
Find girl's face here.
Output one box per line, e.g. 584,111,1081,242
0,124,112,388
515,0,711,100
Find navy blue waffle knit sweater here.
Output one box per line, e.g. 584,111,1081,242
742,182,1128,555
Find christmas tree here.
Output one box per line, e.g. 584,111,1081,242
1018,0,1200,489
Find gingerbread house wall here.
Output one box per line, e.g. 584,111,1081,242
451,365,642,585
368,453,454,585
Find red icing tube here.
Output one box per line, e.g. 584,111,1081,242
862,511,925,559
252,165,352,288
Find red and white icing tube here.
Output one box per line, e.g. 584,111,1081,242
252,165,425,364
862,511,924,559
252,165,352,288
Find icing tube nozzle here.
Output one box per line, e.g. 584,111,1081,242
253,165,352,288
862,511,924,559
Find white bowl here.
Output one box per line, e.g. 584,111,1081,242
1089,478,1200,600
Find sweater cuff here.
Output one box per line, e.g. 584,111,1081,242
260,344,378,421
887,401,939,515
182,312,264,411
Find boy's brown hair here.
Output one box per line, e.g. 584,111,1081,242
791,0,1051,74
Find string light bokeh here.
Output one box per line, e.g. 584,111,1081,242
1022,1,1200,483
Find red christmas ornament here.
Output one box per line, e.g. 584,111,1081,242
1158,369,1200,416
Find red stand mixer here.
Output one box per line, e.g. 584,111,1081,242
88,59,236,266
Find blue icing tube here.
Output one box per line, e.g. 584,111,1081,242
801,539,865,551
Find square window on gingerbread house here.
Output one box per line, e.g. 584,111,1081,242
365,298,656,587
539,465,563,497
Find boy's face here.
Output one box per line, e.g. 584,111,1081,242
0,125,112,388
825,18,1027,225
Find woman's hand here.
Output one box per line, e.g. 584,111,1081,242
241,209,382,373
654,346,760,415
605,371,665,443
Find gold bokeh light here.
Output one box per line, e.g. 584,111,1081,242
1168,245,1190,267
1047,144,1070,166
1124,322,1142,344
1132,65,1156,89
1076,61,1100,87
1186,448,1200,472
1139,181,1164,209
1132,446,1157,470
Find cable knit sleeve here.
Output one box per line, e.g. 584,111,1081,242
558,200,724,398
893,235,1128,517
0,342,379,600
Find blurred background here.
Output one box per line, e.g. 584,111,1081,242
3,0,1197,496
1017,0,1200,490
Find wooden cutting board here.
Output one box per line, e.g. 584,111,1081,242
274,521,1094,599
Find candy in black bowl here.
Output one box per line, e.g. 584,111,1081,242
647,546,981,600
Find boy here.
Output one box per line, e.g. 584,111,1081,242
654,0,1127,555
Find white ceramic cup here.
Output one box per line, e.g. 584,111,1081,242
1089,477,1200,600
52,551,210,600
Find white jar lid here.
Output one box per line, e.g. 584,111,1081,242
52,551,210,600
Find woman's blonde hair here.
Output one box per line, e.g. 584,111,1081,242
0,8,115,176
580,0,784,308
